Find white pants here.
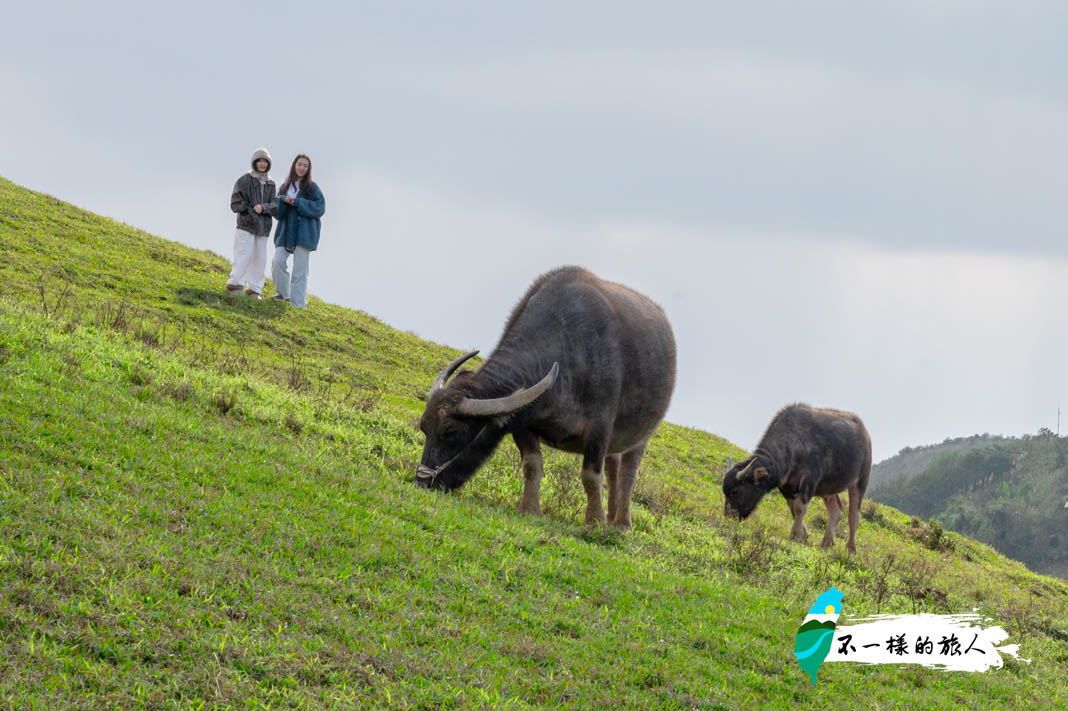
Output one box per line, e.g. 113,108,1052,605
227,229,268,294
272,245,311,307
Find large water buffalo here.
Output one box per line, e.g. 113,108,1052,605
722,404,871,553
415,266,676,529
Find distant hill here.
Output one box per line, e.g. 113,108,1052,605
870,433,1016,488
869,432,1068,578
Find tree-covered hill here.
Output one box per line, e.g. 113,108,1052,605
870,433,1016,488
869,433,1068,579
1,176,1066,709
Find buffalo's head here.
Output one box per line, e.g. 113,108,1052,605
722,455,778,520
415,351,558,491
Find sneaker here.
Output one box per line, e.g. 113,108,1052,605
270,293,289,302
244,289,261,300
225,283,243,293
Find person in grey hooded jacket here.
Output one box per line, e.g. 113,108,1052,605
226,147,278,299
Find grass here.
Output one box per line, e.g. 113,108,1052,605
1,174,1067,709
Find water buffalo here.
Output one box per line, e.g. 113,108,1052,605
415,266,676,529
722,404,871,553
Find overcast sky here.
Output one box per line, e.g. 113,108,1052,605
5,1,1068,462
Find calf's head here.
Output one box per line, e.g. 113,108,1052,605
722,456,778,520
415,351,558,491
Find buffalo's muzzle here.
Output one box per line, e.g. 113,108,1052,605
723,502,741,520
414,464,437,488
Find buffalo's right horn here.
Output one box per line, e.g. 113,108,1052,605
428,350,480,397
456,363,559,418
736,458,757,481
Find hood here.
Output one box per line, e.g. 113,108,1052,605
250,147,272,173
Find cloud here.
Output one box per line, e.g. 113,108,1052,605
341,44,1068,256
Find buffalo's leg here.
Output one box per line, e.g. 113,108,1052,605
834,494,845,538
611,440,647,530
786,497,810,543
819,494,842,549
580,434,609,526
513,430,543,515
846,483,862,554
604,454,622,522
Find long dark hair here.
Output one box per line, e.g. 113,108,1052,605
282,154,313,194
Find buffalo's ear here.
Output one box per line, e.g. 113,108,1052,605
753,467,768,482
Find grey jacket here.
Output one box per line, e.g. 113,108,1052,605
231,173,278,237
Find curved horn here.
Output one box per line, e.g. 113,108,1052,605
456,362,559,418
736,457,757,481
428,350,479,397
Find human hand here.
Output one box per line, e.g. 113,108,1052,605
285,196,295,205
253,204,262,214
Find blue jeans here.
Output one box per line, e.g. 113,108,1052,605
272,246,311,307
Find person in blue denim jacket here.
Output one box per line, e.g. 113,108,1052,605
271,153,325,308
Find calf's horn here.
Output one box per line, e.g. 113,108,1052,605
456,363,559,418
429,350,480,397
737,458,757,481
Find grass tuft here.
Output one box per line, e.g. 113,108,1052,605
212,388,237,414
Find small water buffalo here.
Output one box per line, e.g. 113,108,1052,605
414,266,676,528
722,404,871,553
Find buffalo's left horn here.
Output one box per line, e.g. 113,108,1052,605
736,458,757,481
429,350,480,397
456,363,559,418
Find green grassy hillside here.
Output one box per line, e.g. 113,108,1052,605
2,176,1066,709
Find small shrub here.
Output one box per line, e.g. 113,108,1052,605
829,546,860,570
213,389,237,414
107,301,130,331
135,324,161,347
861,499,879,521
925,520,954,552
542,458,584,520
168,382,193,402
861,551,897,614
287,364,310,392
579,526,626,548
632,478,685,518
128,366,151,386
909,518,955,553
899,556,947,613
285,414,304,434
724,522,777,576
